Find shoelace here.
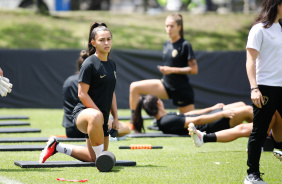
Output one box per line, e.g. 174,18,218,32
254,173,264,181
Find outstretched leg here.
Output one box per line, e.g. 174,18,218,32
228,105,253,127
223,101,247,110
215,123,253,142
188,123,253,147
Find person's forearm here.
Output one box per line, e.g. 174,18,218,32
110,93,118,120
79,93,100,111
246,49,258,88
188,112,224,125
174,67,192,75
171,66,197,75
246,61,257,88
185,106,215,115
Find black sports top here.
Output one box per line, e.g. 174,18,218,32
72,54,116,125
62,74,80,128
162,38,195,90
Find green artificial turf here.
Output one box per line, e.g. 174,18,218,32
0,109,281,184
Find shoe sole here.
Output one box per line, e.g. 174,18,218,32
188,123,202,147
244,177,267,184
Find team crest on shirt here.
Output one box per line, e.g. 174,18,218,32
171,49,178,58
262,96,269,106
177,101,184,105
114,71,116,79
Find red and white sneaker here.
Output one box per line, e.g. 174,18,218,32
188,123,205,147
39,137,58,163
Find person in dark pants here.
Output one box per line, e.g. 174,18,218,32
244,0,282,183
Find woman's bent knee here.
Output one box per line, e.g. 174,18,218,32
86,110,104,126
130,81,142,93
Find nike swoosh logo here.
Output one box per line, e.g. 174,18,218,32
100,75,106,78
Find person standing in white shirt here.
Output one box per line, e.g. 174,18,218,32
244,0,282,183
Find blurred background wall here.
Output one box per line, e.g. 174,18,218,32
0,49,251,109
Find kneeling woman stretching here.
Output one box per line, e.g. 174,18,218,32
39,22,119,163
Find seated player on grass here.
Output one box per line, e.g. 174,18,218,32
132,95,253,135
188,111,282,153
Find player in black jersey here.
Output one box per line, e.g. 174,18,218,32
40,22,120,163
129,14,198,117
62,50,131,138
62,50,88,138
132,95,253,135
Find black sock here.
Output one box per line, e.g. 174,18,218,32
203,133,217,143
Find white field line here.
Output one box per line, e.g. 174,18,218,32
0,175,24,184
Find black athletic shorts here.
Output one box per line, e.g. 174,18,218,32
157,112,230,135
162,82,194,107
72,108,109,138
196,118,230,134
66,126,85,138
157,113,188,135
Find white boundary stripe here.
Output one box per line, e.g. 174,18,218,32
0,175,24,184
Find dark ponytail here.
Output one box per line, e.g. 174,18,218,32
178,14,184,38
76,50,88,73
88,22,111,56
132,96,145,133
167,14,184,38
132,95,159,133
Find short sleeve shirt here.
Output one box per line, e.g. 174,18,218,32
62,74,79,128
246,22,282,86
162,38,195,90
73,55,116,125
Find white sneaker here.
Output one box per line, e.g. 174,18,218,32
188,123,205,147
244,173,267,184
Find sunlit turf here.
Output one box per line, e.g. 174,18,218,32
0,109,281,184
